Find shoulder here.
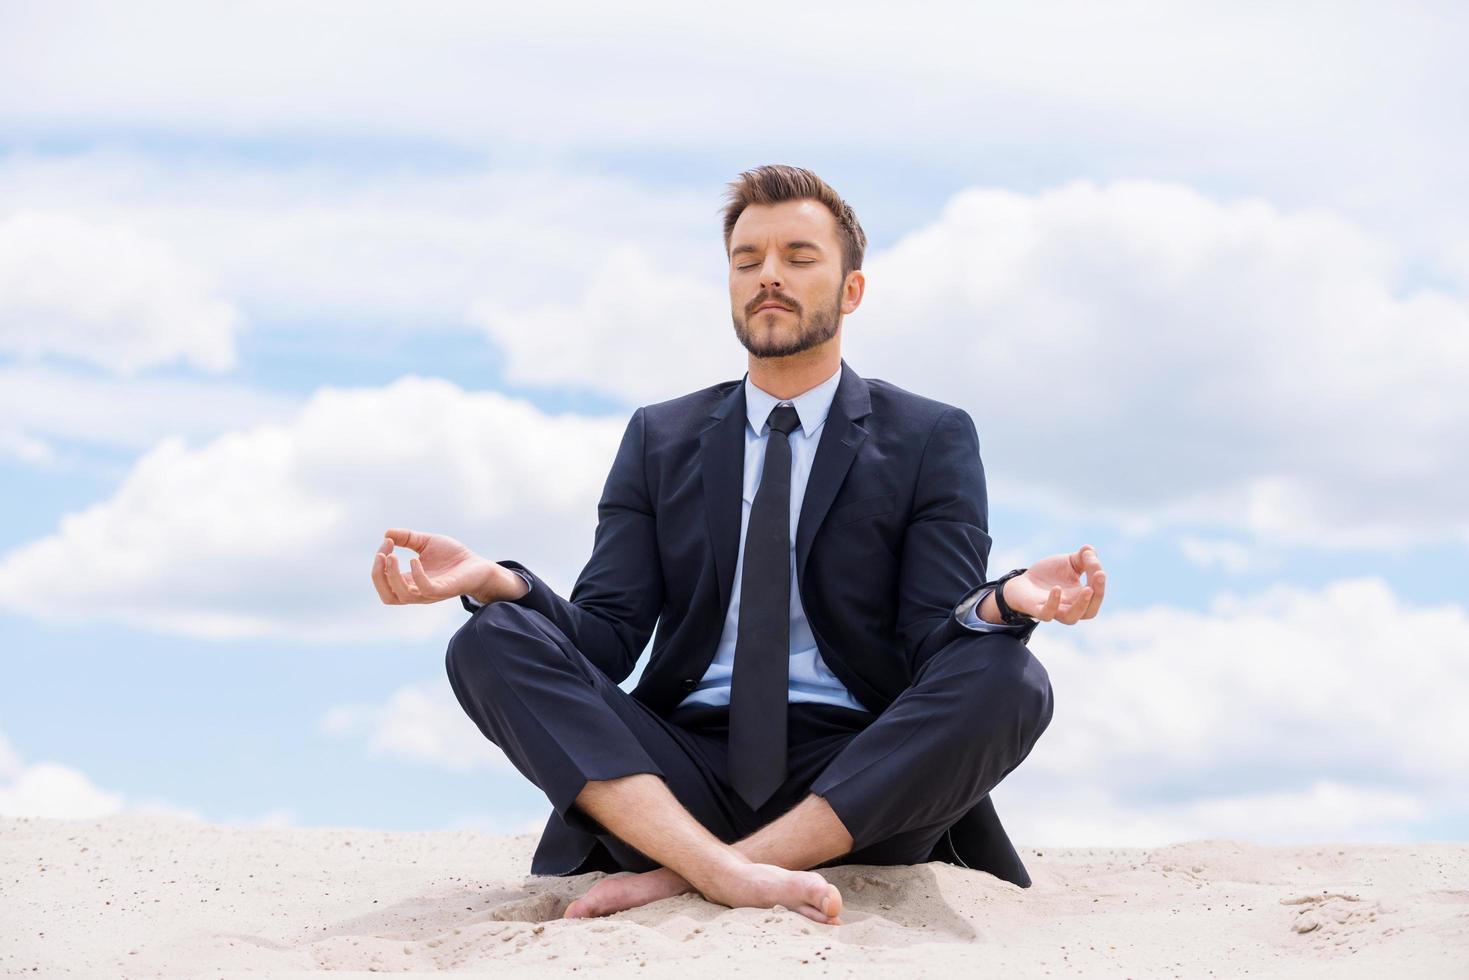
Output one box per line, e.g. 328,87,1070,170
862,374,974,440
637,377,743,441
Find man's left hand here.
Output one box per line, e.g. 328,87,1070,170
1003,544,1106,625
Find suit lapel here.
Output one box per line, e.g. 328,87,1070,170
699,381,747,619
795,359,872,588
699,359,873,615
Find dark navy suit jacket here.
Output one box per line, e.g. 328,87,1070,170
467,357,1041,885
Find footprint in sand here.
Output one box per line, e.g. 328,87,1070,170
1279,892,1384,947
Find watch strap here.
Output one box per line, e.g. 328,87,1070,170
994,567,1034,625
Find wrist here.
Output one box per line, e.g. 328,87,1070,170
993,567,1034,625
468,564,526,604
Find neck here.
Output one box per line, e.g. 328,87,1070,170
746,343,842,401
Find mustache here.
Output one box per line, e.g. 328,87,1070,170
748,293,798,314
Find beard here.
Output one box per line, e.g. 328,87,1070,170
732,283,843,359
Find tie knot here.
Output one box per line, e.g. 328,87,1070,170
766,404,801,438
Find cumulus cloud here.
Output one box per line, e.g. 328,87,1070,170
2,2,1462,259
842,180,1469,550
0,726,202,821
0,428,55,467
0,375,625,641
469,242,738,403
1175,535,1274,575
998,576,1469,845
0,210,240,373
1006,781,1429,848
322,679,513,772
0,364,300,456
0,153,715,331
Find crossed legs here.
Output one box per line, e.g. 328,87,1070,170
567,624,1054,918
446,600,1052,922
567,773,849,921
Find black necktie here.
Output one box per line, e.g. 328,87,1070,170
728,403,802,811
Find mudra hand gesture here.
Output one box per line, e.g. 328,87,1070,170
370,527,521,605
1003,544,1106,625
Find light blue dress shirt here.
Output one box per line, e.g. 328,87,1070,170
464,365,1032,710
676,365,1026,713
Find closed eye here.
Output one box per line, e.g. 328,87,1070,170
736,260,816,270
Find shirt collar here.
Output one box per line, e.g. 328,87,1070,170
743,362,842,439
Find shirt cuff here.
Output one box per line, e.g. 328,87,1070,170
460,568,533,612
955,584,1037,636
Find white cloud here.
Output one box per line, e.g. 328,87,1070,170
998,576,1469,845
0,152,714,332
1176,535,1271,575
1007,781,1429,848
0,761,125,819
469,242,738,403
0,730,22,779
0,375,624,641
0,427,55,467
322,679,514,772
843,180,1469,549
1,2,1462,257
0,210,240,373
3,161,1463,553
0,364,300,455
0,726,203,821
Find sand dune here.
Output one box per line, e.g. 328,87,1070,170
4,814,1465,976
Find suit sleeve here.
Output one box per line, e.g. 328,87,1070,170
459,568,531,611
956,583,1039,641
458,406,664,684
897,407,1036,672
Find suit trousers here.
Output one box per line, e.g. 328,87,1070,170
445,599,1054,875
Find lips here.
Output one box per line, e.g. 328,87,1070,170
756,303,791,313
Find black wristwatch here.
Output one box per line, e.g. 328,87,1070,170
993,567,1034,625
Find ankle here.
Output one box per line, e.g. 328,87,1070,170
681,846,751,895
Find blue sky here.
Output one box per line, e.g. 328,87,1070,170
2,1,1466,845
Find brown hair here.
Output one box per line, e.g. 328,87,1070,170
720,164,867,278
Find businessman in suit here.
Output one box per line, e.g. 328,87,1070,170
371,165,1105,925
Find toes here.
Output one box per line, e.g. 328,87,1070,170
794,902,835,925
566,887,608,919
793,875,843,924
823,883,843,920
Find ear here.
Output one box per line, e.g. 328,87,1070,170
842,269,866,314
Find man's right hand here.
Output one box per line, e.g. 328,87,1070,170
371,528,523,605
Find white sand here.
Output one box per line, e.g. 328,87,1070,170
3,815,1465,977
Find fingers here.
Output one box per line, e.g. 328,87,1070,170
371,544,398,604
409,556,439,597
1069,545,1086,575
1058,586,1093,625
1079,545,1104,619
379,551,418,603
384,527,431,553
1081,569,1106,619
1035,586,1062,620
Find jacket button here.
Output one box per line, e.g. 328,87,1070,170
681,678,696,690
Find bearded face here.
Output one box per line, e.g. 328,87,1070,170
732,279,844,359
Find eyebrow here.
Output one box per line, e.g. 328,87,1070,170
730,240,825,258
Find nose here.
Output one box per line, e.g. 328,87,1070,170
758,252,782,289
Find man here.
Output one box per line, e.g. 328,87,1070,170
371,164,1105,926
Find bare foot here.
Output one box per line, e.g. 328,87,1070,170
697,861,843,925
564,867,693,919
